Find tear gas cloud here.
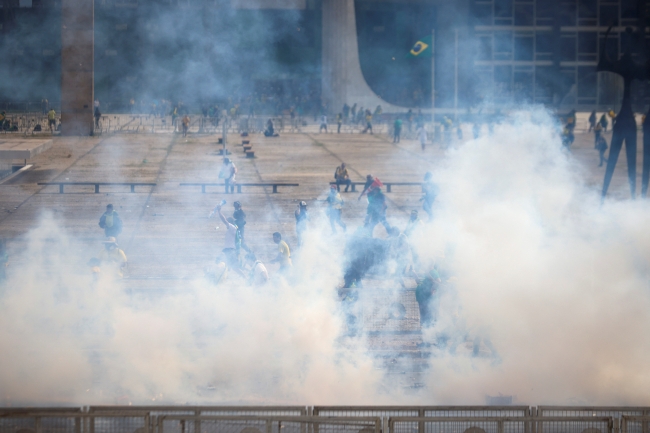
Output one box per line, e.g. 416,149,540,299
2,108,650,406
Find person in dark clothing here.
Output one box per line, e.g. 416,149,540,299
596,134,609,167
295,201,309,247
588,110,597,132
94,106,102,129
364,186,391,234
98,204,123,239
411,267,441,327
264,119,277,137
232,201,252,253
357,174,375,201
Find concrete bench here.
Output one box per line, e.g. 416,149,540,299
180,182,299,194
329,181,422,193
38,182,157,194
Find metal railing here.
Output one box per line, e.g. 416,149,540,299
312,407,531,433
156,415,380,433
621,416,650,433
0,410,150,433
0,407,646,433
388,417,613,433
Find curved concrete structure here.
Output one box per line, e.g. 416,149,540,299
321,0,401,114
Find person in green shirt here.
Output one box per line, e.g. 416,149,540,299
393,117,403,143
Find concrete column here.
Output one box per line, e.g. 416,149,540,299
321,0,397,113
61,0,93,136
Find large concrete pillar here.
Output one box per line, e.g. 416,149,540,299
321,0,398,113
61,0,94,136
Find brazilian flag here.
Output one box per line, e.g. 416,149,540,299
409,35,433,57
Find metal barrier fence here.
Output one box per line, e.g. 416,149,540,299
88,407,307,433
0,411,150,433
621,416,650,433
312,407,531,433
387,417,613,433
537,408,650,419
156,416,380,433
1,408,648,433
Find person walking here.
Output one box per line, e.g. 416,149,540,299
319,114,328,133
599,113,609,132
212,203,246,276
588,110,597,132
270,232,292,273
334,162,352,192
326,185,347,234
99,204,123,239
596,133,609,167
393,117,403,143
357,174,375,201
47,108,57,133
94,104,102,130
416,124,427,151
362,110,373,134
181,115,190,137
364,183,391,235
219,157,237,194
295,201,309,247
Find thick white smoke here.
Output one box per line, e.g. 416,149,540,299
2,108,650,406
416,108,650,405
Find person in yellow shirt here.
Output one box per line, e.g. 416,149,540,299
270,232,292,272
97,237,127,278
47,108,56,133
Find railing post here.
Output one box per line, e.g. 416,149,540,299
498,420,504,433
237,184,242,193
418,409,425,433
131,184,135,193
202,185,206,193
267,420,273,433
59,184,64,194
273,185,278,193
35,416,42,433
194,410,201,433
94,184,100,193
351,183,357,192
386,184,392,193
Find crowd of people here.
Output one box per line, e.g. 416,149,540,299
88,159,443,327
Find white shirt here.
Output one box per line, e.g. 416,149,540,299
219,162,237,182
250,261,269,285
417,127,427,142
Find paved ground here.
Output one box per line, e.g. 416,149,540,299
0,124,639,386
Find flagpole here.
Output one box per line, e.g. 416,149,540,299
431,29,435,128
454,28,458,122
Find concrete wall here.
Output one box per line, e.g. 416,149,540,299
60,0,93,136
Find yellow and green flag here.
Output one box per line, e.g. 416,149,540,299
409,35,433,57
